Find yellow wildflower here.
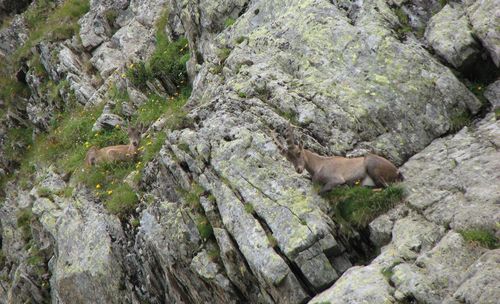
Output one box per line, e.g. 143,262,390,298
129,63,134,69
96,184,101,189
121,73,126,78
94,133,99,137
107,190,113,195
115,124,121,129
147,141,152,146
355,180,360,185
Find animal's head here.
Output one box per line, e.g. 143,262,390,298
272,124,306,174
127,123,144,148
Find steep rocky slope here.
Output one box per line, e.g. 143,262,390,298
0,0,498,303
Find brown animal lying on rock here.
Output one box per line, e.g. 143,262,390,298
84,124,143,166
272,125,404,194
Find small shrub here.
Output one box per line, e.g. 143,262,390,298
37,187,52,198
460,229,498,249
0,250,5,268
130,218,140,228
244,204,254,214
207,248,220,261
104,9,119,28
235,36,247,44
218,48,232,64
224,17,236,28
326,185,405,228
16,208,33,242
177,143,190,153
126,61,152,90
196,215,213,240
237,91,247,98
104,184,139,219
449,110,471,132
267,233,278,248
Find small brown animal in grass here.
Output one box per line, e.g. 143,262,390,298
84,124,144,166
272,124,404,194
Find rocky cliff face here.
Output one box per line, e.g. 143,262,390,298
0,0,498,303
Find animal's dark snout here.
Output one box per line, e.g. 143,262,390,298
132,141,139,147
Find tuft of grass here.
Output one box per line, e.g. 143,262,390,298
3,127,33,163
267,233,278,248
37,187,53,198
237,91,247,98
196,215,213,240
224,17,236,28
439,0,449,7
104,184,139,219
495,108,500,120
460,229,498,249
14,0,90,63
126,8,189,92
449,110,472,132
130,218,140,228
326,185,405,228
177,143,190,153
16,208,33,242
207,247,220,261
394,7,412,38
235,36,247,44
244,203,254,214
218,48,232,64
0,250,5,269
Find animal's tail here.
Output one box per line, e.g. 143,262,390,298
397,171,405,182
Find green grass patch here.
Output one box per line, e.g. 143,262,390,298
393,7,412,38
14,0,90,63
16,208,33,242
495,108,500,120
126,9,189,91
36,187,53,198
326,185,405,228
104,183,139,219
224,17,236,28
218,47,232,64
460,229,498,249
244,203,254,214
235,36,247,44
449,110,472,132
196,215,213,240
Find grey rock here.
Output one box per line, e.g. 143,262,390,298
402,113,500,232
444,249,500,304
309,264,396,304
369,213,393,248
0,15,28,57
425,4,479,69
484,80,500,110
466,0,500,66
92,113,125,131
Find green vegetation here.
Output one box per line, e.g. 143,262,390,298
104,184,138,219
0,250,5,269
15,0,90,63
449,110,472,132
325,185,405,228
495,108,500,120
235,36,247,44
224,17,236,28
237,91,247,98
393,7,412,38
196,215,214,240
126,31,189,90
439,0,449,7
218,47,232,64
267,233,278,248
460,229,498,249
244,203,254,214
37,187,53,198
16,208,33,242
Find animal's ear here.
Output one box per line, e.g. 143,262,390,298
298,142,303,150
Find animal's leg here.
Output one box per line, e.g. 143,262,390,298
319,176,345,195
